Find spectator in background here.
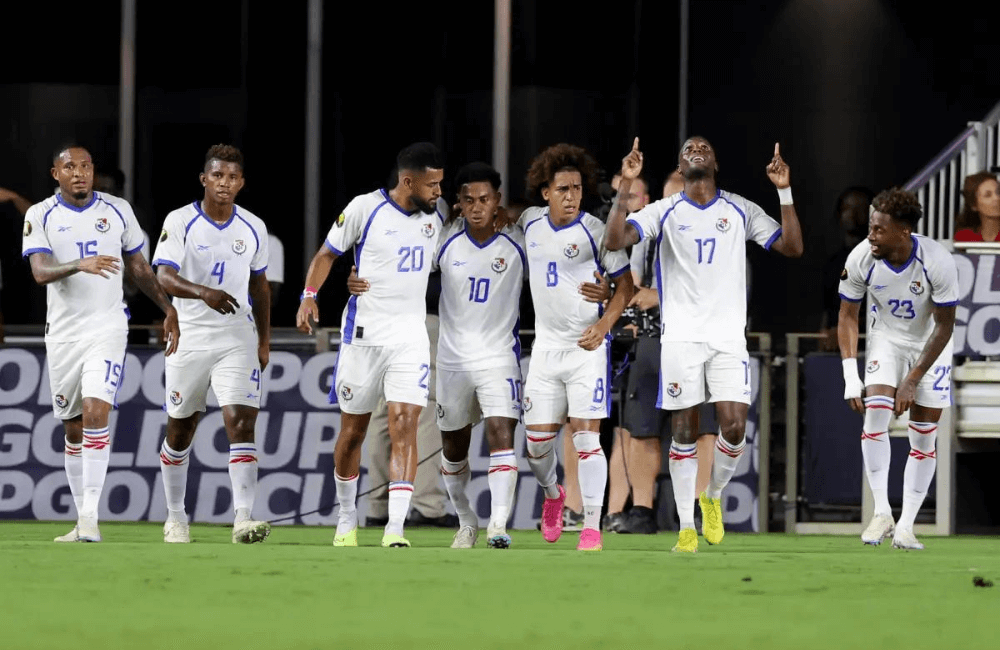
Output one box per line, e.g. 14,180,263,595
955,171,1000,242
663,170,684,199
267,233,285,304
1,186,33,344
820,187,874,351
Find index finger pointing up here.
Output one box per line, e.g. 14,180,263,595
633,136,640,151
773,142,780,157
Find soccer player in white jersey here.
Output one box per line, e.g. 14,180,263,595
152,145,272,544
296,142,444,548
837,188,958,550
22,145,180,543
606,137,803,553
519,143,634,552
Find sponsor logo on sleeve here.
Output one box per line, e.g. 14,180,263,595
23,221,32,237
336,213,346,228
840,267,848,280
159,229,168,243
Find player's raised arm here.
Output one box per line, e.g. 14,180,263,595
295,245,339,333
764,143,804,258
605,138,643,251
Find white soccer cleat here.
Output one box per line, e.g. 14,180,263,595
891,528,924,550
450,524,479,549
486,522,511,549
53,526,80,543
232,519,271,544
861,513,895,546
163,520,191,544
77,517,102,543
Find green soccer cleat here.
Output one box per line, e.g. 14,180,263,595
333,527,358,547
381,533,411,548
672,527,699,553
699,491,724,545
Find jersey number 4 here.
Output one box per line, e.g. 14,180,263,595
211,261,226,284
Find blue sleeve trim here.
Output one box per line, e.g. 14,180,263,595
625,218,643,243
932,299,959,307
152,258,180,271
324,240,344,256
609,264,631,278
838,292,862,303
251,266,268,275
23,247,53,258
124,242,145,255
764,228,782,251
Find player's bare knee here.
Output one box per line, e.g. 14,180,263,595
671,410,698,444
81,398,112,430
718,416,746,445
484,418,515,451
441,433,467,461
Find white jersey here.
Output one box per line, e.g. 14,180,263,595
521,207,630,351
626,190,781,342
22,192,145,342
152,201,268,350
434,219,526,371
325,189,443,347
838,234,959,346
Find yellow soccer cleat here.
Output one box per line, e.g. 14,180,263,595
333,527,358,547
381,533,411,548
672,527,699,553
699,491,724,545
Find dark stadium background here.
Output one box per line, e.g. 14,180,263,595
1,0,998,338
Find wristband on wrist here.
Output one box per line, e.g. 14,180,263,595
777,186,793,205
301,287,318,301
842,358,859,381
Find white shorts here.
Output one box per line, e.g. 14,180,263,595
436,363,522,431
164,335,261,419
332,342,430,414
46,332,128,420
865,334,953,409
658,339,751,410
523,343,610,425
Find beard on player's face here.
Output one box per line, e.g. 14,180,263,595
410,195,436,214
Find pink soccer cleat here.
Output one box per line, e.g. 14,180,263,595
540,485,566,543
577,528,603,551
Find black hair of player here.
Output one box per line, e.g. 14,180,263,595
525,143,600,203
396,142,444,174
454,162,502,191
872,187,922,231
52,143,91,165
204,144,244,173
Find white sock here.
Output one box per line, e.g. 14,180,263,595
668,440,698,530
228,443,258,523
573,432,606,531
159,440,191,522
441,453,476,529
80,427,111,520
386,482,414,537
707,433,746,499
898,421,938,530
64,437,83,516
488,448,518,531
525,430,560,499
862,396,894,517
335,473,359,535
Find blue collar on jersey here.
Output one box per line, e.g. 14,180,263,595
193,201,237,229
464,224,500,249
56,191,98,213
380,188,419,216
679,189,721,210
545,210,585,231
882,235,919,274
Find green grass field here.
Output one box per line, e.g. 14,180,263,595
2,522,997,650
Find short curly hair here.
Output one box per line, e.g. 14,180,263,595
872,187,922,230
525,143,599,203
204,144,244,172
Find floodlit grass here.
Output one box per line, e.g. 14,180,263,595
2,522,997,649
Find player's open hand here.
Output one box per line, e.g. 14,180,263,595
201,287,240,315
296,298,319,334
621,137,644,180
163,308,180,356
766,142,790,189
628,286,658,311
895,377,917,416
347,266,370,296
78,255,120,278
579,271,610,304
577,324,606,351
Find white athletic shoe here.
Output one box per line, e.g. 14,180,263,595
77,517,102,543
53,526,80,543
891,528,925,550
232,519,271,544
450,524,479,549
861,513,895,546
486,522,511,549
163,519,191,544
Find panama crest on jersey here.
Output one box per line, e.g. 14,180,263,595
866,360,879,374
169,390,183,405
422,222,435,238
436,404,445,419
339,385,353,402
95,217,110,233
54,394,68,408
716,217,731,233
232,239,247,255
909,280,924,296
666,382,682,398
491,257,507,273
563,243,580,258
522,396,533,412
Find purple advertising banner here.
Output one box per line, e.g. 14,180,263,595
954,253,1000,356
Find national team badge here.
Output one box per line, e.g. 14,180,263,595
866,360,879,374
491,257,507,273
340,385,353,401
54,394,68,408
159,229,168,243
169,391,183,405
522,396,532,412
95,217,110,233
909,280,924,295
336,213,346,228
563,243,580,258
666,382,682,398
23,221,32,237
436,404,445,419
716,217,731,233
232,239,246,255
421,222,435,238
